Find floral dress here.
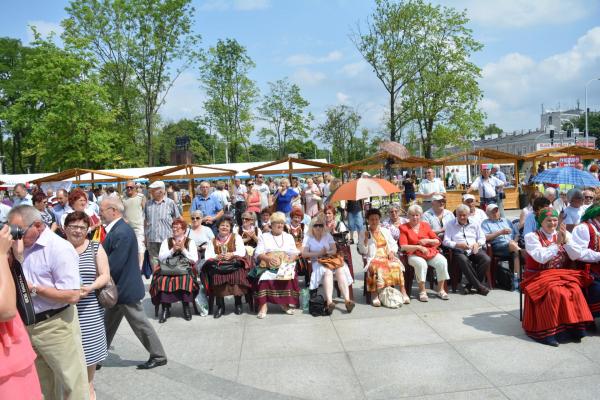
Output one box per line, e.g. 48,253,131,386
366,231,404,292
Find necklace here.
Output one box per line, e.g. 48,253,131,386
273,233,284,248
217,233,232,244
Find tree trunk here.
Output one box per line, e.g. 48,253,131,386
390,92,396,142
146,112,153,166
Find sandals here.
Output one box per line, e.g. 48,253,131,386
437,291,450,300
372,297,381,307
418,292,429,302
257,311,267,319
326,302,336,314
345,300,355,313
281,305,294,315
403,294,411,304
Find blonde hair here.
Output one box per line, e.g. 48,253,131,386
269,211,286,225
308,214,327,238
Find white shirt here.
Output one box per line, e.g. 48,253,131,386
418,178,446,200
423,208,455,232
0,203,11,223
254,231,299,258
562,206,583,225
443,219,486,250
470,175,504,198
525,229,571,264
204,233,245,259
468,208,488,228
158,236,198,263
104,217,121,235
255,183,270,210
233,184,247,203
213,189,231,208
565,222,600,263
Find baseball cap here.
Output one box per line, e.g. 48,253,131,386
462,194,475,201
486,203,499,212
148,181,165,190
432,194,445,201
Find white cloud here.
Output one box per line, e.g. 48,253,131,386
291,68,326,86
27,20,63,43
161,71,205,121
481,27,600,130
199,0,269,12
449,0,592,28
339,61,368,77
336,92,350,104
285,50,343,66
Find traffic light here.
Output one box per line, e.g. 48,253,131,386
550,129,554,145
566,129,572,138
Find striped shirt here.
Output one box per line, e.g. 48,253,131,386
145,197,181,243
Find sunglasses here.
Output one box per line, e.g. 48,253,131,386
585,196,594,200
191,217,201,221
126,186,135,189
313,224,324,228
243,218,254,221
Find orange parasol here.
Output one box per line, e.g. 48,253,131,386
329,177,401,203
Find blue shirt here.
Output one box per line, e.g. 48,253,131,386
191,194,223,217
276,189,297,213
494,170,507,184
481,217,516,248
523,212,538,236
52,203,69,227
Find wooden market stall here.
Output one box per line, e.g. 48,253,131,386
243,157,337,179
31,168,136,189
141,164,238,221
431,148,524,210
523,145,600,163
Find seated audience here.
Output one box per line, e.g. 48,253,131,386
422,194,455,240
481,203,521,278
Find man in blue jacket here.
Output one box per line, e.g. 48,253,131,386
100,197,167,370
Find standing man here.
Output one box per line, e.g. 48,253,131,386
145,181,180,264
491,164,508,218
8,205,89,399
12,183,33,206
52,189,69,229
232,177,247,227
467,164,504,210
417,168,446,212
123,180,146,268
101,197,167,370
191,181,223,234
255,174,271,211
346,199,364,244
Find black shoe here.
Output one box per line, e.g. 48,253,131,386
477,285,490,296
182,303,192,321
158,306,168,323
234,304,242,315
137,358,167,370
214,298,225,319
541,336,559,347
461,285,471,295
96,364,102,371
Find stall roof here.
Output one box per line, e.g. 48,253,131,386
244,157,336,175
141,164,238,180
31,168,136,185
433,148,524,166
338,151,431,171
523,145,600,161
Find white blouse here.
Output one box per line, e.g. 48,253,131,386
254,231,299,258
302,233,335,262
158,237,198,263
524,229,571,264
565,222,600,263
204,234,246,259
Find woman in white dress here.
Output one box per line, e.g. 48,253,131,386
302,215,354,313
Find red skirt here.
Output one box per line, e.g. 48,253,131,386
522,269,593,340
253,277,300,308
149,273,198,305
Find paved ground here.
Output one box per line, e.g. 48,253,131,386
95,209,600,399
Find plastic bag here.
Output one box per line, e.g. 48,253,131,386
195,285,209,316
299,288,310,312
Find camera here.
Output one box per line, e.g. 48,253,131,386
0,223,25,240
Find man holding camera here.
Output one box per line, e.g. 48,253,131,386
8,205,89,399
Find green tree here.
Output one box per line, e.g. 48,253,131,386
573,113,600,144
199,38,257,163
62,0,201,166
154,118,211,165
401,2,484,158
3,36,117,171
258,78,313,158
351,0,429,142
484,123,503,137
317,105,362,165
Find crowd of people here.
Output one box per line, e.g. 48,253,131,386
2,163,600,399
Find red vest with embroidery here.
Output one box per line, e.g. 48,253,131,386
524,230,571,279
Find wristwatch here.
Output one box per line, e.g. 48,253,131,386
31,284,38,297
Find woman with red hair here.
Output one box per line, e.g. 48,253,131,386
60,188,101,235
150,218,199,323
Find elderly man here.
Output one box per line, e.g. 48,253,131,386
468,164,504,210
564,203,600,319
561,188,585,231
123,180,146,267
101,197,167,370
462,194,487,227
51,188,69,229
422,194,455,239
8,205,88,399
13,183,33,206
582,189,595,211
443,204,491,295
145,181,181,262
191,180,223,233
417,168,446,211
481,203,521,279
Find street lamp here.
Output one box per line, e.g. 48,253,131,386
585,77,600,146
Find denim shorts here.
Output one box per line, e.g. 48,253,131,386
347,211,365,232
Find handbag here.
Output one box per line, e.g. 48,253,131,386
92,241,118,308
10,258,36,325
414,246,439,261
159,253,191,276
379,286,402,308
318,253,344,270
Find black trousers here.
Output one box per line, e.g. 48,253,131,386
234,201,246,227
453,249,490,288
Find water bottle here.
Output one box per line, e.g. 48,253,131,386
512,273,519,292
300,288,310,312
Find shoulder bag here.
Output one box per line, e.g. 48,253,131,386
10,257,36,325
92,241,119,308
318,253,344,270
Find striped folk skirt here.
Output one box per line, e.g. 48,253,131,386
149,273,198,305
522,269,593,341
253,277,300,308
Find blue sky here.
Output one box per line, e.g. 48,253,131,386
2,0,600,138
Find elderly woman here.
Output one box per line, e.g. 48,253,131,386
275,178,299,217
188,210,214,264
252,212,300,318
61,188,101,234
303,177,322,218
64,211,110,399
399,205,450,302
381,203,408,241
150,218,198,323
32,191,58,232
358,208,410,306
203,216,250,318
302,216,354,313
523,208,593,346
238,211,261,257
